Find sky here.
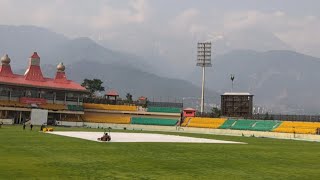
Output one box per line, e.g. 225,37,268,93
0,0,320,77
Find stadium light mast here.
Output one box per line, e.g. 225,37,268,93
197,42,212,113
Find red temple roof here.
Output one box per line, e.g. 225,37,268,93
30,52,40,59
24,65,45,81
0,52,87,92
0,65,14,77
106,89,119,96
183,108,196,111
139,96,146,100
0,75,86,91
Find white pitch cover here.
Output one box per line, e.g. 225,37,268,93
31,109,48,125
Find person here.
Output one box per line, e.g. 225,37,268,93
40,124,45,131
23,123,26,130
0,121,3,128
179,111,185,126
30,124,33,131
98,133,111,142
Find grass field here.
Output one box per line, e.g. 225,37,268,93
1,125,320,179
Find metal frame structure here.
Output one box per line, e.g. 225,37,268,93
196,42,212,113
221,92,253,118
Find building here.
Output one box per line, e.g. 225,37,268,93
0,52,88,124
221,92,253,118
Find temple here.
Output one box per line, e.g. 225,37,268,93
0,52,88,124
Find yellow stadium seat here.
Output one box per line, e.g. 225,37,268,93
184,117,227,129
83,112,131,124
273,121,320,134
181,117,192,127
83,103,137,111
0,100,28,108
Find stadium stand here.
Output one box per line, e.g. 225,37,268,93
83,103,137,111
147,102,183,108
0,100,28,108
186,117,227,128
63,115,83,122
40,103,66,111
219,119,237,129
131,117,178,126
83,112,131,124
273,121,320,134
229,119,256,130
147,107,181,113
67,105,84,111
251,120,281,131
181,117,192,127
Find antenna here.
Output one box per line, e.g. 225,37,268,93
230,74,235,92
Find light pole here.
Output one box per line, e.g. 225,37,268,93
196,42,212,113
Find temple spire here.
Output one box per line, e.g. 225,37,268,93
54,62,69,83
0,54,14,77
24,52,44,81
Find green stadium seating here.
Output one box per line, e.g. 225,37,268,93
131,117,178,126
147,107,181,113
67,105,84,111
251,120,281,131
219,119,236,129
219,119,282,131
230,119,256,130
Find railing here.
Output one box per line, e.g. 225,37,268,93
196,112,320,122
251,114,320,122
83,97,141,105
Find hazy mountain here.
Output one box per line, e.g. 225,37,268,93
32,62,220,106
189,50,320,114
0,25,153,72
3,25,217,108
0,25,68,68
4,25,320,113
213,29,293,54
98,28,294,76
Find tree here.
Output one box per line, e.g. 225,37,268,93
126,93,133,104
81,78,105,97
142,99,149,108
212,107,222,118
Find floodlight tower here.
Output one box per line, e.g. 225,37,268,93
197,42,212,113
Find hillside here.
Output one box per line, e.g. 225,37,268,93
36,61,219,104
188,50,320,113
2,25,215,103
0,25,153,72
4,25,320,113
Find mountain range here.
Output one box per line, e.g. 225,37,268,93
189,50,320,114
5,25,218,106
2,25,320,114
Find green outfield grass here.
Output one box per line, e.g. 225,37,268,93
0,125,320,179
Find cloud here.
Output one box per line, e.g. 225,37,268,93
223,10,289,32
167,8,210,43
222,10,320,56
0,0,150,38
91,0,148,29
0,0,320,65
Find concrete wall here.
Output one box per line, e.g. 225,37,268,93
56,121,320,142
57,121,84,127
0,118,14,125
